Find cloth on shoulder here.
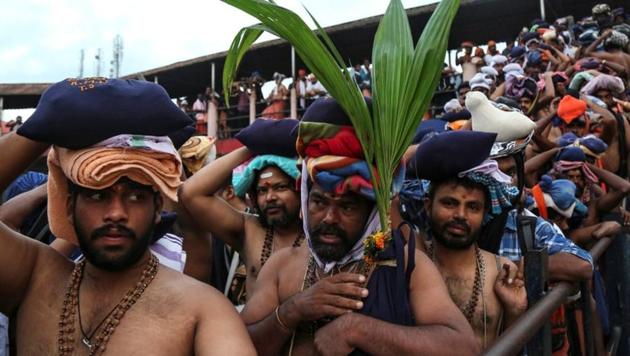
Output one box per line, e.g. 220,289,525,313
47,134,183,245
178,136,217,174
17,78,193,149
232,154,299,198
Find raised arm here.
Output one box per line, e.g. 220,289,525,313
586,162,630,212
524,147,562,187
0,182,47,231
178,146,253,252
0,133,51,314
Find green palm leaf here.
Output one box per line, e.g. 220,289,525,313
222,0,460,228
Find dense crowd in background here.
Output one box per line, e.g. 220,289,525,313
0,2,629,356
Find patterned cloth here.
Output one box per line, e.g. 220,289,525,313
0,313,7,356
499,209,593,266
232,154,299,197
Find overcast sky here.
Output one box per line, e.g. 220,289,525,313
1,0,436,84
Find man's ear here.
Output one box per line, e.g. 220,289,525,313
154,194,164,224
66,194,75,226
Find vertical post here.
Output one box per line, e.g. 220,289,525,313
211,62,216,92
154,76,158,84
524,247,551,356
207,100,218,139
291,46,296,79
539,0,546,21
0,96,4,123
580,281,595,356
290,87,297,118
249,89,256,124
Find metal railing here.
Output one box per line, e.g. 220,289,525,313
485,219,630,356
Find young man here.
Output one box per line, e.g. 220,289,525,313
180,125,303,299
240,98,478,355
0,78,254,355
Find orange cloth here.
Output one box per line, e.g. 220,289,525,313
47,146,182,244
557,95,587,124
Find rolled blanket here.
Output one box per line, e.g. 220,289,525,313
550,160,599,185
179,136,217,174
48,134,182,244
232,154,299,197
581,74,625,96
305,155,376,201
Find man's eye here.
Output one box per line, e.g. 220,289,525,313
275,184,289,191
257,188,268,195
87,192,103,201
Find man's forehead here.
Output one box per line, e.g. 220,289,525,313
256,166,291,185
435,182,486,201
309,184,358,202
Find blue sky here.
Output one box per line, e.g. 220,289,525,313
0,0,436,84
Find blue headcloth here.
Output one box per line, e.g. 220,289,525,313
232,154,299,197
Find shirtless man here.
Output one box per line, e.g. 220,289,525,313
180,148,303,297
240,98,478,355
584,29,630,77
0,78,255,355
424,177,527,349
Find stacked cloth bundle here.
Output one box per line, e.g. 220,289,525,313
527,175,587,219
178,136,217,174
549,147,599,203
47,134,183,245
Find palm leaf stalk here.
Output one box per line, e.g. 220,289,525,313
222,0,460,229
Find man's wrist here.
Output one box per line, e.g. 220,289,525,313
343,313,363,348
278,298,302,330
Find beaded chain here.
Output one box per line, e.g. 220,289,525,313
57,254,159,355
429,243,485,323
259,226,304,268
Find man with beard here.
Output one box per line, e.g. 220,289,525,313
240,98,477,355
180,118,304,300
0,78,255,355
411,129,527,349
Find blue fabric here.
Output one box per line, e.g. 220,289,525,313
17,78,193,149
0,313,8,356
235,118,299,157
556,147,586,162
232,154,299,197
439,109,471,123
580,135,608,154
352,227,415,355
539,175,578,210
527,51,542,66
315,160,374,200
301,97,372,126
499,209,593,266
3,171,48,202
412,131,497,181
557,132,579,147
412,119,449,144
398,179,430,230
510,46,526,60
593,269,610,335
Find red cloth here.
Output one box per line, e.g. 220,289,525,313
304,127,364,159
557,95,587,124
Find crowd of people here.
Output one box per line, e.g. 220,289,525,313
0,2,629,356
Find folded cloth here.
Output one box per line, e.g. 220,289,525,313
235,118,299,157
443,98,462,113
305,155,376,201
506,76,538,99
527,175,587,219
301,97,371,126
178,136,217,174
556,146,586,161
440,109,471,122
578,134,608,156
470,73,492,91
491,55,508,66
557,95,587,124
412,119,450,144
550,160,599,185
467,91,536,142
458,160,519,218
581,74,625,96
232,154,299,198
18,78,193,149
503,63,524,81
47,134,183,244
509,46,526,61
304,126,363,159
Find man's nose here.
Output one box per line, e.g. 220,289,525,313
103,196,128,223
322,205,340,225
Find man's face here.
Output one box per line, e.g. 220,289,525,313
472,86,489,97
307,184,372,262
594,89,614,108
426,182,485,250
458,87,470,106
519,97,533,113
494,62,505,73
497,156,518,186
565,169,585,197
463,46,472,55
555,82,567,97
255,166,300,228
69,180,161,271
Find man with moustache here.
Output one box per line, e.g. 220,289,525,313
412,130,528,349
240,98,477,355
180,118,304,299
0,78,254,355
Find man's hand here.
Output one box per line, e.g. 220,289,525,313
494,261,527,319
281,272,368,328
592,221,621,239
314,313,357,356
600,29,613,39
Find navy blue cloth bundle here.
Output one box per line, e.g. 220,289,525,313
18,78,194,149
412,131,497,181
235,118,299,157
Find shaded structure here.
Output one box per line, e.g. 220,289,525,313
1,0,627,109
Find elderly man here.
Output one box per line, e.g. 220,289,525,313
0,78,254,355
241,98,477,355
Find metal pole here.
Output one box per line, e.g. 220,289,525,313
0,97,3,123
154,76,158,84
539,0,546,21
580,281,595,356
249,89,256,124
524,247,552,356
211,62,216,91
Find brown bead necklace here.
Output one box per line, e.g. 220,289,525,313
429,243,485,323
57,254,159,355
259,226,304,268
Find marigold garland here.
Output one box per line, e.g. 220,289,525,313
363,230,392,263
